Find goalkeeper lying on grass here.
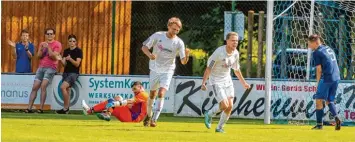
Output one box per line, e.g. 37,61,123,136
82,81,148,122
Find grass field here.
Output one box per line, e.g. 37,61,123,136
1,112,354,142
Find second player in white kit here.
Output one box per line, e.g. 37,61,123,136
201,32,250,133
141,17,190,127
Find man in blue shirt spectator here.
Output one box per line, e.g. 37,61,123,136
7,29,35,73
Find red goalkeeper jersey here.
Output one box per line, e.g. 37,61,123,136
130,91,148,122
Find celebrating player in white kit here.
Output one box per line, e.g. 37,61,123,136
201,32,250,133
141,17,190,127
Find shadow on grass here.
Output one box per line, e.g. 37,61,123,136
105,128,210,133
1,111,264,125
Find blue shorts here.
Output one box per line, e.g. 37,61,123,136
314,79,339,102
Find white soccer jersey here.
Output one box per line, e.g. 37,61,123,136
143,31,186,73
207,45,240,86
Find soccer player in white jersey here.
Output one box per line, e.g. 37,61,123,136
201,32,250,133
141,17,190,127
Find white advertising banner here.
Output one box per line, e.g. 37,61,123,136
50,75,175,113
1,74,52,109
2,74,354,123
173,78,355,123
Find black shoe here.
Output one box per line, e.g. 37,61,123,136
24,109,34,113
311,125,323,130
37,109,44,113
55,108,69,114
335,117,341,131
143,116,151,127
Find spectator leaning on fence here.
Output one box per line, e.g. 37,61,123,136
55,34,83,114
25,28,62,113
7,30,35,73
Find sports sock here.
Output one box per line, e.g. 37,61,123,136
207,105,221,117
147,98,155,117
217,111,230,130
328,102,338,118
316,109,324,126
152,97,164,121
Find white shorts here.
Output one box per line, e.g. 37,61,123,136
211,84,234,103
149,70,173,91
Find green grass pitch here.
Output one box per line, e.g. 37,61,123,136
2,112,354,142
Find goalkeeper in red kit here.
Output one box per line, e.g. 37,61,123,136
82,81,148,122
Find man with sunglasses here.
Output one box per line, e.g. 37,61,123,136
56,34,83,114
25,28,62,113
81,81,149,122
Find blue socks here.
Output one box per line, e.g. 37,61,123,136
328,102,338,118
316,109,324,125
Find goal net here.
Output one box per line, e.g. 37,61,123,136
271,0,355,125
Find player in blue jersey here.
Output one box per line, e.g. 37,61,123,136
308,34,341,130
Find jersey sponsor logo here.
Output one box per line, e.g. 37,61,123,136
157,44,173,53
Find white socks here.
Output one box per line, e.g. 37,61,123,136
147,98,155,117
152,97,164,121
217,111,230,130
207,105,221,117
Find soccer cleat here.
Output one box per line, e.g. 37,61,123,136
55,108,69,114
204,110,212,129
311,125,323,130
96,113,111,121
82,100,92,115
150,120,157,127
143,116,151,127
215,128,225,133
335,117,341,131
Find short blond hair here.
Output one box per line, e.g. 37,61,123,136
226,32,239,40
167,17,182,28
